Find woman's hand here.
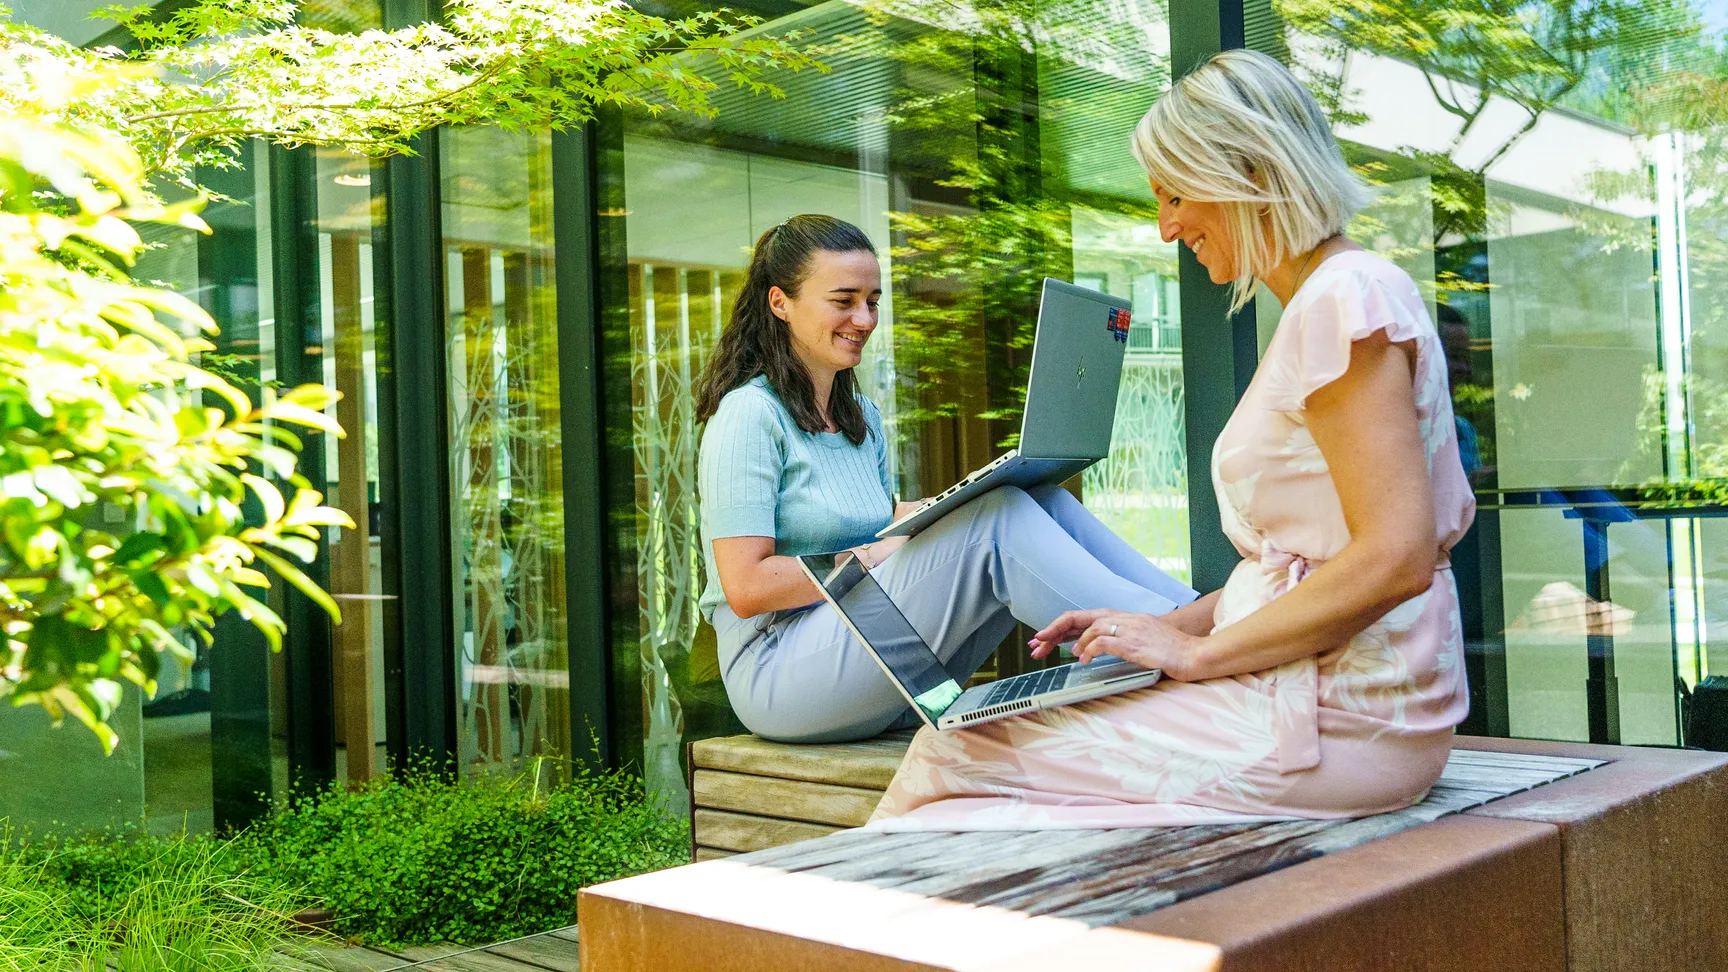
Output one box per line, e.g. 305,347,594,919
1030,609,1209,682
894,500,925,520
845,534,910,570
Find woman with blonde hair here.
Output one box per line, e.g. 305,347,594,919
870,49,1476,829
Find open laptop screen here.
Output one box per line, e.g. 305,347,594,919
802,555,963,722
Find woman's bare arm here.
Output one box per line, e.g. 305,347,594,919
1035,331,1439,679
711,502,921,619
1163,588,1223,637
711,536,823,619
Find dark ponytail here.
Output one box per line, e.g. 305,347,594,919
695,214,878,446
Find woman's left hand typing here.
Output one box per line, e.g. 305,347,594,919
1030,609,1208,682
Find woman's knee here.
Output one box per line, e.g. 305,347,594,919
1024,481,1074,513
974,484,1041,519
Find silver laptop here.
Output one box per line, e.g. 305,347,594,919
877,277,1133,539
796,554,1162,730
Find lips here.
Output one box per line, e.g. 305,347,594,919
836,332,867,349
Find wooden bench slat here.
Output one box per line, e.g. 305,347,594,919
738,828,946,871
694,846,737,862
694,808,844,852
691,732,910,789
693,769,883,827
964,820,1332,917
882,826,1254,901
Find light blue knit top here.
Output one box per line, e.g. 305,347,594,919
698,375,894,620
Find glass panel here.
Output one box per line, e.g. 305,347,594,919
441,128,571,779
1274,0,1728,743
1073,208,1189,583
294,146,390,783
0,692,145,835
0,142,283,835
607,0,1175,803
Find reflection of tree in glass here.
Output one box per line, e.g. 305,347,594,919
1277,0,1689,242
1558,12,1728,497
296,0,384,33
848,0,1169,441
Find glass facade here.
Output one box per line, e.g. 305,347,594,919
440,128,573,779
13,0,1728,835
600,0,1182,803
1271,0,1728,745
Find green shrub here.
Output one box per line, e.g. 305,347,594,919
229,763,690,946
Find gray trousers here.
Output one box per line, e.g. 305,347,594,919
713,484,1199,743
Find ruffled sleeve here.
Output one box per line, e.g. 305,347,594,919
1261,260,1431,412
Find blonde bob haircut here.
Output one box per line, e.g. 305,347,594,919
1132,49,1370,312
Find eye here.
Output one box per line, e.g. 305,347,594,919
1166,196,1181,208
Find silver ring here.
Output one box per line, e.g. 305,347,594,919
1108,623,1119,637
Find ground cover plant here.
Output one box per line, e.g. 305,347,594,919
0,761,688,963
230,761,690,946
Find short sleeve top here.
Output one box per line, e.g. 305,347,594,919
1213,250,1476,571
697,376,895,619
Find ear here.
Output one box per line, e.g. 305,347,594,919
767,285,791,322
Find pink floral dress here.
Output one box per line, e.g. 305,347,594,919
868,251,1476,830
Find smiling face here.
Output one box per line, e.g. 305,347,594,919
1151,180,1238,284
769,248,882,380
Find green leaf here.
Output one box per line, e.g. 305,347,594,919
114,530,167,567
253,546,343,624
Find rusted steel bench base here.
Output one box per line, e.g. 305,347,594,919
592,737,1728,971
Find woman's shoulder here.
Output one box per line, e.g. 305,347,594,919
709,377,790,432
715,375,781,412
1295,250,1425,316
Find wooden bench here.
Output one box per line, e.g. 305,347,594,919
686,731,913,859
588,735,1728,972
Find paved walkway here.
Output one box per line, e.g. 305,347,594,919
285,925,579,972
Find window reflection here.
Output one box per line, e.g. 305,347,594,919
1273,0,1728,743
441,128,571,779
303,147,389,784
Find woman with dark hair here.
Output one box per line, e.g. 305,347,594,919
697,214,1194,743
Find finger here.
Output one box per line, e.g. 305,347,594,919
1078,635,1123,665
1074,616,1119,659
1035,609,1104,645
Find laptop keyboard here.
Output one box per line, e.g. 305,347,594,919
979,666,1069,706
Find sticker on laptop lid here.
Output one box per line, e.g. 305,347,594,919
1107,306,1131,343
